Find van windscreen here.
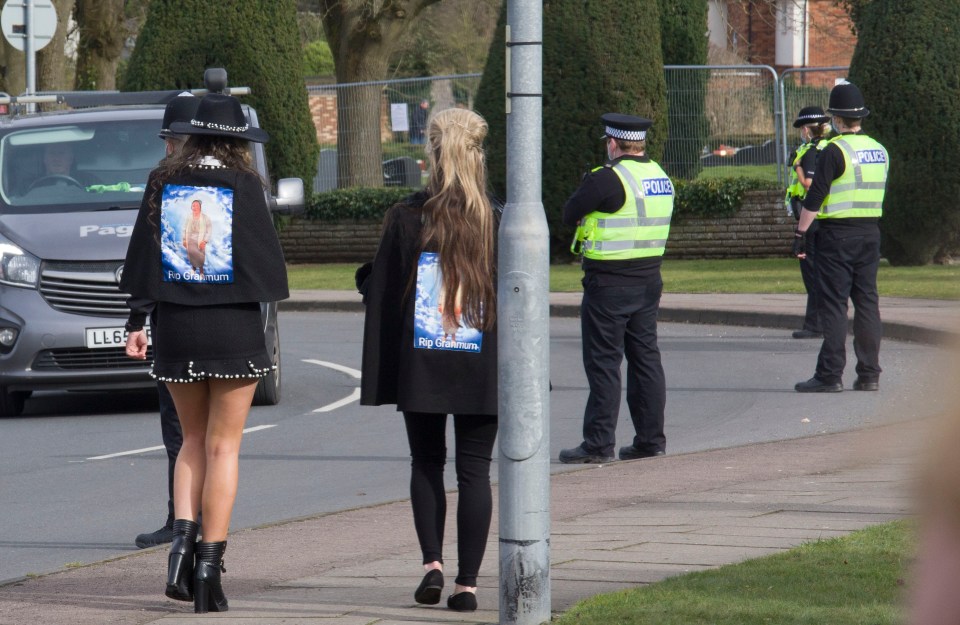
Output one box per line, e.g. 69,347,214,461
0,119,166,213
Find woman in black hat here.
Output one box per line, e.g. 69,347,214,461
786,106,831,340
121,93,288,613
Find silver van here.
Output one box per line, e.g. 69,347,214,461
0,91,302,416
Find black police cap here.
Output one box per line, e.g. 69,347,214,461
600,113,653,141
792,106,830,128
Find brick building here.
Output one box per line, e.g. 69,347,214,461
708,0,857,84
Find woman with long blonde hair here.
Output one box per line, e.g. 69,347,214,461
359,107,499,612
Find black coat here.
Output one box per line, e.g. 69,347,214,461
122,166,289,309
360,193,498,415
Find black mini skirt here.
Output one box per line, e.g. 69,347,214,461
152,301,274,383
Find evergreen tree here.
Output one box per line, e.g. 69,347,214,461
658,0,709,179
123,0,318,183
476,1,667,259
849,0,960,264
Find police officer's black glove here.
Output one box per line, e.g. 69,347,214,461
790,197,803,221
792,230,806,258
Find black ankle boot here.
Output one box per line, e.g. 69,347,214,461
165,519,198,602
193,541,228,613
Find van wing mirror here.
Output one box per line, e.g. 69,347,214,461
270,178,305,215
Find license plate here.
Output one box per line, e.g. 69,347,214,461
85,326,152,349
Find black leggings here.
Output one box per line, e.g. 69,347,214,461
403,411,498,587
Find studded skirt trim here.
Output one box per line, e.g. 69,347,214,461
152,300,271,384
151,358,275,383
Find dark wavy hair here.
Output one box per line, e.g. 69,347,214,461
146,134,263,221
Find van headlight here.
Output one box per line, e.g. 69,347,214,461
0,234,40,288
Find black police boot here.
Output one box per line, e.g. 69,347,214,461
193,541,228,613
165,519,199,602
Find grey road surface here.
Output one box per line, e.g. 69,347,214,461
0,311,945,584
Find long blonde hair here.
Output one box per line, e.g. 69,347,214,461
420,108,496,332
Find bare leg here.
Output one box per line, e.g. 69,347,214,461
168,382,210,522
167,379,257,540
199,379,257,541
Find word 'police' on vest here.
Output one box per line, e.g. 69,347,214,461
855,149,887,164
641,177,674,196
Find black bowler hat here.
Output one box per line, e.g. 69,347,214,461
159,92,199,140
600,113,653,141
792,105,830,128
169,93,270,143
826,82,870,118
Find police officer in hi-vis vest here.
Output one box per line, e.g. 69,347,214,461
793,82,888,393
559,113,673,464
786,106,831,340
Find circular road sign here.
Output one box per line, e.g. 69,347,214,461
1,1,59,52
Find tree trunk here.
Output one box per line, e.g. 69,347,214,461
36,0,73,91
0,39,25,95
74,0,127,91
322,0,441,188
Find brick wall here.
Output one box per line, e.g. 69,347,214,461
278,190,793,264
807,1,857,74
666,189,794,259
720,0,855,80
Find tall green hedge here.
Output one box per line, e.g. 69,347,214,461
475,1,667,260
849,0,960,265
122,0,318,184
659,0,709,180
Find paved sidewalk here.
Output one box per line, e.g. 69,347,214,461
0,291,953,624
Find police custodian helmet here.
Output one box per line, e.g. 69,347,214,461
826,82,870,118
600,113,653,141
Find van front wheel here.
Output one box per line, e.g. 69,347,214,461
0,388,26,417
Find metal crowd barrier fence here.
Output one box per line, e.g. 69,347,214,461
663,64,782,183
306,65,851,191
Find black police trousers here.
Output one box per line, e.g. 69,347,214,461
799,220,822,332
152,320,183,527
580,275,666,457
813,225,882,385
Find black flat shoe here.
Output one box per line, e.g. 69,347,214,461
447,591,477,612
559,446,615,464
618,446,665,461
794,377,842,393
414,569,444,605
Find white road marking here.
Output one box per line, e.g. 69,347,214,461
302,359,362,413
86,424,277,460
302,359,362,379
313,387,361,413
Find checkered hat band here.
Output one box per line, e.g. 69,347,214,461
797,114,826,120
606,126,646,141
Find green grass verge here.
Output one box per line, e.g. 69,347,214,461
287,259,960,300
697,164,779,183
555,521,911,625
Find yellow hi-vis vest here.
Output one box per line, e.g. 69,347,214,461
817,134,888,220
784,138,828,208
571,160,674,260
